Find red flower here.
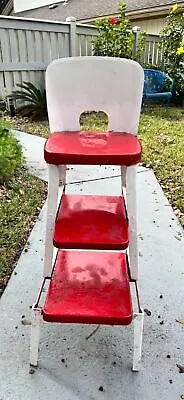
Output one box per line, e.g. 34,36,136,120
109,17,117,25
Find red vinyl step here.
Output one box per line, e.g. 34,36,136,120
44,131,142,166
42,250,133,325
53,194,129,250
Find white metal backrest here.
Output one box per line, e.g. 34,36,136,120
46,56,144,134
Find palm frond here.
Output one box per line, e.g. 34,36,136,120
8,81,47,120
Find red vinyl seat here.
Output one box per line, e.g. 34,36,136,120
44,131,141,166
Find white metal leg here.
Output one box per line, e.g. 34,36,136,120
121,166,127,188
126,165,138,280
59,165,66,186
30,308,41,367
43,164,60,277
132,310,144,371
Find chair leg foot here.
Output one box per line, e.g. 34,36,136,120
30,308,41,367
132,310,144,371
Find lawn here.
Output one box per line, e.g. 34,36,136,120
0,169,46,295
4,106,184,227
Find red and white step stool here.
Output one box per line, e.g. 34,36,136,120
30,56,144,372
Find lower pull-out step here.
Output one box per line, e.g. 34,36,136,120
42,250,133,325
53,194,128,250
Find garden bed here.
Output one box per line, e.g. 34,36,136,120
4,106,184,227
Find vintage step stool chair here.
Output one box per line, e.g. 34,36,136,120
30,56,144,371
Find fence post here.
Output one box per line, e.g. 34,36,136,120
132,26,141,59
66,16,76,57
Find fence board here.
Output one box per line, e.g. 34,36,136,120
17,30,30,84
0,16,70,33
42,31,51,62
76,24,98,37
26,30,35,62
50,32,59,60
35,30,43,62
63,33,70,57
0,28,13,95
76,34,94,56
143,34,162,66
9,29,20,88
86,35,93,56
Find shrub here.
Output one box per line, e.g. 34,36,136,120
160,4,184,104
0,122,23,184
93,3,146,61
9,81,47,120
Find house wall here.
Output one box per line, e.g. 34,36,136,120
14,0,65,13
86,15,166,35
132,17,165,35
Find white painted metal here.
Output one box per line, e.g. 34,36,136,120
59,165,66,187
133,310,144,371
121,166,127,188
43,164,60,277
29,307,41,367
126,165,138,280
34,57,144,371
45,57,143,283
46,57,144,133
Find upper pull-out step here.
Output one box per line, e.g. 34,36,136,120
53,194,129,250
44,131,141,165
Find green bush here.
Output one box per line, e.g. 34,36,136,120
0,122,23,184
93,3,146,61
9,81,47,120
160,4,184,104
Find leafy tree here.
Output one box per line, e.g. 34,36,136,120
160,4,184,104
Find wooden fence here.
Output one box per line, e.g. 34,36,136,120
142,34,162,66
0,16,98,96
0,15,162,97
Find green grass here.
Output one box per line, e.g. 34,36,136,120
5,115,50,138
0,169,46,294
0,122,23,184
139,107,184,225
3,106,184,226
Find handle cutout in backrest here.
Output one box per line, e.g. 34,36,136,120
80,111,108,132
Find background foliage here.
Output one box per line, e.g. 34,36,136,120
10,81,47,120
93,3,146,61
160,4,184,104
0,121,22,184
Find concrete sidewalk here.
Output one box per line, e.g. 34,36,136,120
0,131,184,400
